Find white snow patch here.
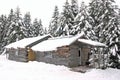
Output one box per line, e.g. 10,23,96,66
0,55,120,80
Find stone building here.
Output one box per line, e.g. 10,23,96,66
5,32,106,67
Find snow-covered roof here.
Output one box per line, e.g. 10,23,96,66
32,32,84,51
78,39,107,47
5,35,51,49
5,32,106,52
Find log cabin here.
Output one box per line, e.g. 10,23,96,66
5,32,106,67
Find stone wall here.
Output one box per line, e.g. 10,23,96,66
6,48,28,62
35,45,81,67
68,44,80,67
6,42,90,67
35,51,69,66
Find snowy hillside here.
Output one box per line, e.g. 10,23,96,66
0,55,120,80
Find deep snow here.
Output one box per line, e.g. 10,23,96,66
0,55,120,80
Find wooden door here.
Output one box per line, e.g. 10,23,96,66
81,48,90,65
28,48,36,61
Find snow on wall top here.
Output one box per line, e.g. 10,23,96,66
78,39,107,47
5,35,51,49
32,32,84,51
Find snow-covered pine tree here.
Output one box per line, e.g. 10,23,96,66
71,0,79,17
44,27,48,35
88,0,117,42
88,0,120,68
48,6,59,37
32,18,44,37
23,12,32,37
32,18,39,37
56,0,74,36
73,1,94,37
7,9,16,22
88,0,108,68
88,0,104,41
8,7,25,43
108,8,120,69
38,19,44,36
6,9,16,44
0,15,8,53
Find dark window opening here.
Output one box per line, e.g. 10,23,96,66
79,50,81,57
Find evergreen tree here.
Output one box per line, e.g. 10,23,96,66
0,7,46,53
23,12,32,37
108,8,120,69
7,9,16,22
88,0,120,68
71,0,79,17
56,0,74,36
38,19,44,36
73,1,93,36
32,18,44,37
44,27,48,35
48,6,59,36
88,0,117,42
88,0,104,41
0,15,8,53
7,9,16,44
8,7,25,43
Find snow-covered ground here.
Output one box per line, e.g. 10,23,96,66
0,55,120,80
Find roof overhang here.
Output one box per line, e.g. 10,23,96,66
78,39,107,47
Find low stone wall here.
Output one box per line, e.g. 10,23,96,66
35,46,80,67
35,51,70,67
6,48,28,62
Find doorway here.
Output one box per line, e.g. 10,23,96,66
27,48,36,61
78,48,82,65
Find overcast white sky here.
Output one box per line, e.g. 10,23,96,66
0,0,119,28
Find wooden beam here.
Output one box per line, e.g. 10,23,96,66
26,35,51,48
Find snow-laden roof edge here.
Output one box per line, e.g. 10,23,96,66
32,32,85,52
5,34,52,49
67,32,85,45
78,39,107,47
